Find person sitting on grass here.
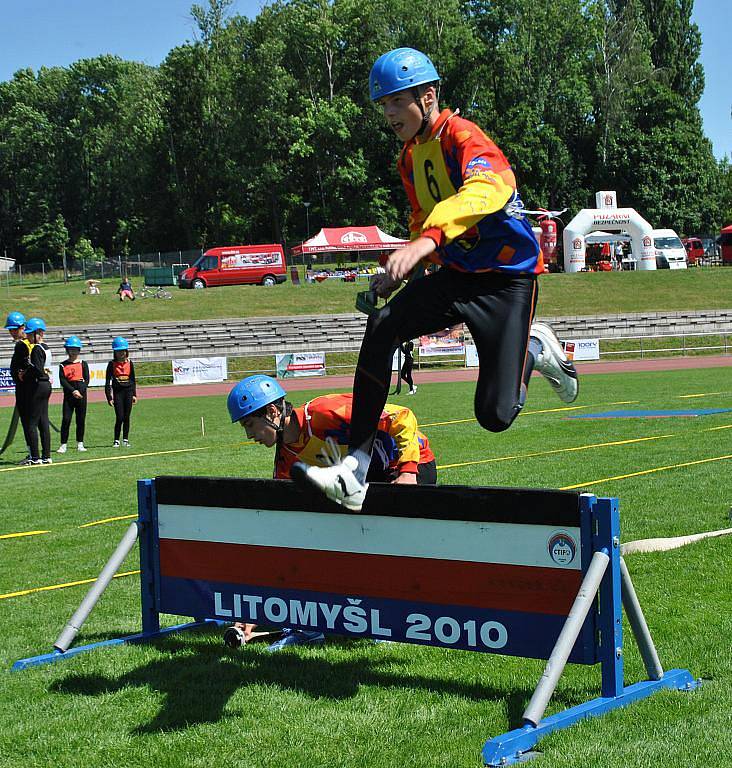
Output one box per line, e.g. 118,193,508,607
117,277,135,301
223,374,437,651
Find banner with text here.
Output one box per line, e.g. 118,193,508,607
51,362,108,390
465,344,479,368
172,357,228,385
562,339,600,361
419,325,465,357
0,367,14,393
276,352,326,379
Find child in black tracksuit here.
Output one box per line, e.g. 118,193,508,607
22,318,53,464
58,337,89,453
105,337,136,447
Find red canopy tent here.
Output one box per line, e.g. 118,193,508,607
290,226,408,256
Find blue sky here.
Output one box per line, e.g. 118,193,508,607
0,0,729,160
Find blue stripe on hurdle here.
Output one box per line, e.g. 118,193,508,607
11,619,224,671
482,668,699,766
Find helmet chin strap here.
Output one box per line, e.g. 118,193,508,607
410,87,435,142
270,400,293,473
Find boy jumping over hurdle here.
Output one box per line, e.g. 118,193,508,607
294,48,577,511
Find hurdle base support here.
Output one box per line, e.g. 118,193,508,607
482,669,699,766
12,619,224,672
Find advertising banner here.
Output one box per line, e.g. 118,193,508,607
418,325,465,357
275,352,326,379
0,367,14,393
465,344,479,368
562,339,600,361
172,357,228,385
51,362,108,389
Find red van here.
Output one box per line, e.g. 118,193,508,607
178,244,287,288
720,226,732,266
681,237,704,266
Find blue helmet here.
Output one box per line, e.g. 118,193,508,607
65,335,83,349
369,47,440,102
24,317,46,334
112,336,129,351
4,311,25,330
227,375,286,423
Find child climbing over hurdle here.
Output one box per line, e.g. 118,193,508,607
294,48,578,511
224,374,436,650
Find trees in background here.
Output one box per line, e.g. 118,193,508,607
0,0,727,264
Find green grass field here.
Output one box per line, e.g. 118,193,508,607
1,368,731,767
3,267,732,326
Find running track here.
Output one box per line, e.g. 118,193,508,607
2,355,730,408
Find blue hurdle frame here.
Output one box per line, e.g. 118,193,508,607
481,493,698,766
12,480,699,767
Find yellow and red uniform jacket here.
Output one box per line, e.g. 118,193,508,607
397,109,542,274
274,393,434,480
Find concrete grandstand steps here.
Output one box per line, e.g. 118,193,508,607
2,310,731,365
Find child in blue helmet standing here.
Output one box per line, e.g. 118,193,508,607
22,317,53,465
295,48,578,511
105,337,137,447
5,311,33,461
57,336,90,454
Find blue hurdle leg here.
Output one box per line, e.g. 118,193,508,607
482,669,700,766
11,619,225,672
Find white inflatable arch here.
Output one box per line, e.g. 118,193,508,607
563,202,656,273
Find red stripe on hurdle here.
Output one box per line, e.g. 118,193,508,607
159,539,581,616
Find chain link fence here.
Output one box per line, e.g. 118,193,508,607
0,250,203,287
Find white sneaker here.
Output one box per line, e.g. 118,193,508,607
408,386,417,395
113,440,120,448
57,444,67,454
122,439,130,447
530,322,579,403
41,458,53,465
291,455,368,512
77,442,87,452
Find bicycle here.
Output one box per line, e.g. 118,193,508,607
138,284,173,299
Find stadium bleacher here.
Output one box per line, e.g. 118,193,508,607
1,310,731,364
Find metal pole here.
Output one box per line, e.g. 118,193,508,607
620,557,663,681
53,522,140,653
522,550,610,727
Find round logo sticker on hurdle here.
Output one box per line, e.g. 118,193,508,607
13,477,699,766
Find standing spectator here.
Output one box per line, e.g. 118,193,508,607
5,311,32,461
57,336,89,454
22,317,53,465
400,340,417,394
117,277,135,302
614,242,624,270
105,337,137,447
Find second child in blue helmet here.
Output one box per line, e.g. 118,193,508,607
57,337,90,454
295,48,578,511
105,337,137,448
22,318,53,465
5,311,33,461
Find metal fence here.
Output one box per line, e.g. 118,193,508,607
0,250,203,287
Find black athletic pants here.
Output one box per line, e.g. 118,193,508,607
27,381,52,460
15,384,32,452
366,458,438,486
400,353,414,390
61,394,87,443
112,387,134,441
350,268,537,458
